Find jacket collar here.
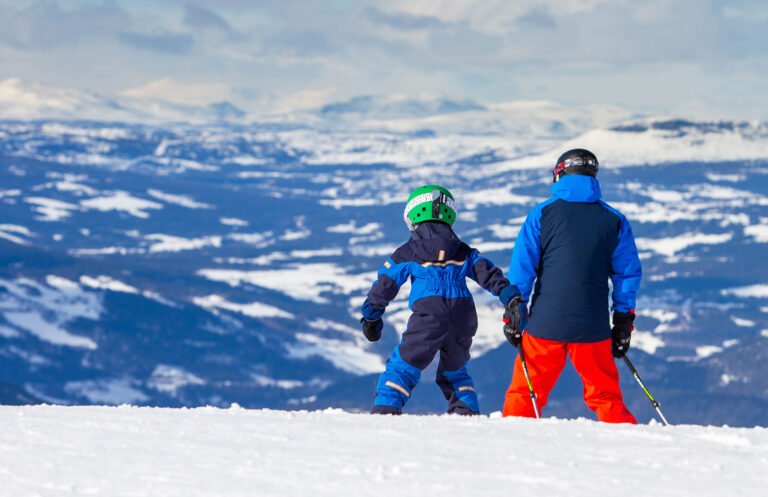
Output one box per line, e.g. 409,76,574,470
409,221,463,262
411,221,458,241
551,175,602,203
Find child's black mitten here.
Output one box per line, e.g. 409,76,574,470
361,318,383,342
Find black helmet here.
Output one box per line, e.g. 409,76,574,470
553,148,599,183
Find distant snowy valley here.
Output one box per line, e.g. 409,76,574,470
0,79,767,426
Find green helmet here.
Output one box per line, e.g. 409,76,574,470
403,185,457,231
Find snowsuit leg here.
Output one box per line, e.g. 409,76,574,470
372,347,422,413
434,298,479,414
372,297,479,414
568,339,637,424
434,301,479,414
502,334,567,417
372,308,444,413
436,363,478,414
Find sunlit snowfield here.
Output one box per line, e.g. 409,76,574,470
1,406,767,497
1,107,767,425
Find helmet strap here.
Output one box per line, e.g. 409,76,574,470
431,190,444,220
431,198,440,219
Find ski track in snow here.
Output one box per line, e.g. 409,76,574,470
0,406,766,497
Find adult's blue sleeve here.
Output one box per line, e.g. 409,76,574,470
361,256,412,320
509,209,542,305
611,216,642,313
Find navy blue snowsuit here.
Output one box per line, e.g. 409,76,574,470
361,222,513,414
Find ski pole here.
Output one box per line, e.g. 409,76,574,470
623,354,670,426
517,343,541,419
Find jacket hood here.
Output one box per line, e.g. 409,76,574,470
409,222,463,262
550,175,602,203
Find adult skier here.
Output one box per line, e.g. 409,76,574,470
501,149,641,423
360,185,518,415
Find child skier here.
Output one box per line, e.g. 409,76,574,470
360,185,518,415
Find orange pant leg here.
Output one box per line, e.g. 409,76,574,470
568,339,637,424
502,334,568,418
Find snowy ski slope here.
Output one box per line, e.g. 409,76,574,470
1,406,766,497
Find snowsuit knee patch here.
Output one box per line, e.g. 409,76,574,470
438,366,479,414
373,348,421,409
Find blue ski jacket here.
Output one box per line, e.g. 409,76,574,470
509,175,642,343
361,222,514,320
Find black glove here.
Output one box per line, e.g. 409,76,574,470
611,311,635,358
361,318,383,342
503,296,528,348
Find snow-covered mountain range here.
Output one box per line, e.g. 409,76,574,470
0,80,766,426
0,78,246,123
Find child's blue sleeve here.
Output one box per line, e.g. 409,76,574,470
361,254,412,320
468,249,513,304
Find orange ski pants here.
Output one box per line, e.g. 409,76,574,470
503,334,637,424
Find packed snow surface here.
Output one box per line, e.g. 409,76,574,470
1,406,766,497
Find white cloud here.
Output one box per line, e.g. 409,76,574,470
121,78,235,106
0,0,767,119
378,0,615,33
274,88,339,112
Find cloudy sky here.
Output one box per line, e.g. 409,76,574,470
0,0,766,118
